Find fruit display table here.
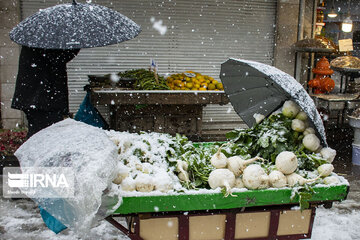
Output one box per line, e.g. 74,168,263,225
90,89,229,140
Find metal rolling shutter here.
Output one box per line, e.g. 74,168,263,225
20,0,276,133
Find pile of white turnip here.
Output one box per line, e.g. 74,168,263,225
203,100,341,196
206,149,338,196
107,131,184,194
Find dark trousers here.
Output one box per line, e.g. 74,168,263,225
24,110,66,138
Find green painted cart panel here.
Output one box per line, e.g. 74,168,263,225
113,184,349,214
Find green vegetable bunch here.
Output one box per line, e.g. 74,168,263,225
118,69,170,90
226,113,326,171
167,134,217,189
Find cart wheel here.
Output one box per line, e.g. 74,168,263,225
323,202,333,209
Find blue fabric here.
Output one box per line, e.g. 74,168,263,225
74,92,109,129
39,206,67,234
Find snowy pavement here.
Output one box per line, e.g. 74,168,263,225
0,197,130,240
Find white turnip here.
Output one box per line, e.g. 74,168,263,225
178,171,189,182
234,177,245,188
242,164,269,190
296,111,308,121
303,127,315,136
154,172,174,192
269,170,287,188
302,134,320,152
286,173,319,187
320,147,336,163
282,100,300,118
324,176,340,185
208,169,236,196
317,164,334,177
291,119,306,132
227,156,264,177
112,166,129,185
253,113,265,124
176,160,188,172
275,151,298,174
120,177,136,191
210,147,228,169
135,174,155,192
176,160,189,182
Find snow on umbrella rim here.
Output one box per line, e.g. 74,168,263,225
9,2,141,49
220,58,327,146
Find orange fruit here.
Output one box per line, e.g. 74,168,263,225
208,83,216,90
216,83,223,90
186,82,193,88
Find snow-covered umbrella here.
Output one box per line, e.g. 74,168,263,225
220,58,327,145
9,0,141,49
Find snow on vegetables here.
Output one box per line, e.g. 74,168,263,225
120,177,136,191
112,164,129,184
154,170,174,192
135,174,155,192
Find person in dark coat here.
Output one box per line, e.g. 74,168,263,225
12,46,80,138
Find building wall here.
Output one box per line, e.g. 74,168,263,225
274,0,316,85
274,0,300,76
0,0,23,129
0,0,304,129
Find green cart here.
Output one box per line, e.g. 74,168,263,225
106,184,348,240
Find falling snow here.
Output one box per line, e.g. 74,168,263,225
150,17,167,35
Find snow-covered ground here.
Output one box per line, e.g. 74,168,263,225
0,197,129,240
1,196,360,240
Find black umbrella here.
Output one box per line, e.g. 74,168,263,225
9,0,141,49
220,58,327,145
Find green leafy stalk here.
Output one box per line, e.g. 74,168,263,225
291,184,316,210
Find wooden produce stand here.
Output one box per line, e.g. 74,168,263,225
90,89,229,141
106,184,348,240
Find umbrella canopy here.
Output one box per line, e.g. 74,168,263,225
9,1,141,49
220,58,327,145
